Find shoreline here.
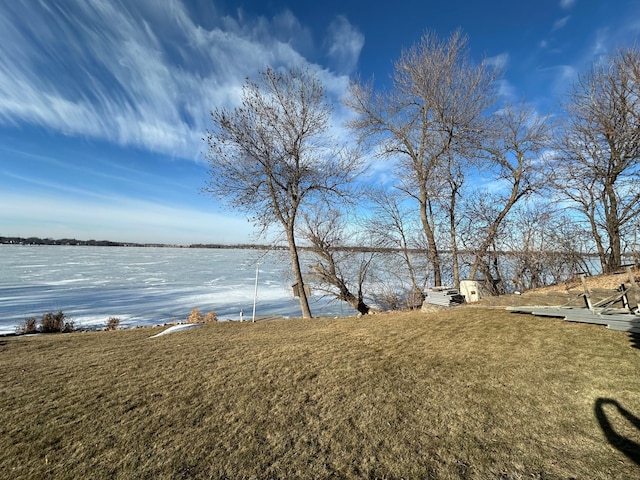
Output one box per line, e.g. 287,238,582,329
0,313,295,337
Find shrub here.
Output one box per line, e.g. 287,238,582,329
187,308,203,323
202,311,218,323
106,317,120,331
187,309,218,323
15,311,75,334
16,316,38,335
40,311,68,333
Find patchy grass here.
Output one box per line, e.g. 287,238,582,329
1,308,639,479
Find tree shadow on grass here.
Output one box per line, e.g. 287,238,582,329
629,332,640,350
594,398,640,465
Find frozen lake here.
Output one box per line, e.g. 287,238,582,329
0,245,351,334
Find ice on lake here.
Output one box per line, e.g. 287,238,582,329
0,246,351,335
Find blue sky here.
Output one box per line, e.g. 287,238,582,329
1,0,639,245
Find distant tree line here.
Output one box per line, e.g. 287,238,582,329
201,31,639,317
3,236,178,247
0,236,279,249
2,237,433,253
0,236,140,247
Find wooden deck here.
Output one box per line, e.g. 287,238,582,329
507,268,640,334
507,306,640,333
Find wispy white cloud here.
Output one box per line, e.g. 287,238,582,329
484,53,509,71
325,15,365,74
592,28,610,58
556,64,579,85
565,14,640,73
552,16,571,31
0,1,361,160
537,64,578,95
0,144,195,196
560,0,577,9
495,79,518,100
533,0,640,103
590,18,640,60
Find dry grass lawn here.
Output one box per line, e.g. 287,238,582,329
1,308,639,479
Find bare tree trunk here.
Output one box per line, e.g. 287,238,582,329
338,281,370,315
468,182,522,282
420,193,442,286
400,250,425,306
286,227,312,318
476,261,496,295
447,176,461,288
308,254,372,315
586,211,609,274
450,214,460,288
604,182,622,272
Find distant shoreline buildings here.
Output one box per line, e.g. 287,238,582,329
0,236,269,249
0,236,429,254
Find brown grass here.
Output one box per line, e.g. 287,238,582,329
532,267,640,294
1,308,639,479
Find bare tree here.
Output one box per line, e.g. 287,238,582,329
466,103,551,290
502,205,549,291
300,207,374,315
345,30,496,286
551,48,640,273
368,189,428,303
204,67,359,318
500,203,594,291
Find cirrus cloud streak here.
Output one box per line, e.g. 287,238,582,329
0,0,362,160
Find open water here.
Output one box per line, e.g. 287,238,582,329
0,245,350,335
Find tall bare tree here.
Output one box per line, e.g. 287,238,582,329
466,103,550,289
551,48,640,273
345,30,496,286
204,67,359,318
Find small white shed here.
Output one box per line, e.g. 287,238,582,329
459,280,486,303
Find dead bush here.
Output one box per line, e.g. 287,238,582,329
40,311,74,333
187,309,217,323
202,311,218,323
187,309,203,323
16,316,38,334
106,317,120,331
16,311,75,334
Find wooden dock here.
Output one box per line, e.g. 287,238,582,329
507,268,640,333
507,305,640,332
